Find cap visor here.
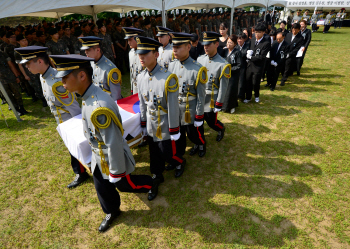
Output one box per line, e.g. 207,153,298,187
135,50,151,55
80,46,90,51
125,35,135,39
202,41,214,45
19,58,32,64
55,70,73,78
156,34,166,37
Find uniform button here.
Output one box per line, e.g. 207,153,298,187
83,103,85,106
50,74,52,76
95,74,97,76
83,118,85,120
193,60,195,63
85,131,87,133
149,78,152,81
91,95,94,98
209,61,211,63
179,76,182,78
150,89,152,92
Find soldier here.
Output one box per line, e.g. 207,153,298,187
142,18,154,39
80,36,122,101
181,17,190,33
97,24,116,64
61,25,75,54
49,54,159,232
310,10,319,32
123,27,144,94
14,35,46,106
73,29,86,56
46,28,69,55
167,32,207,160
0,49,27,115
197,32,230,142
34,31,46,47
292,9,302,23
136,36,185,180
339,9,347,28
166,14,175,31
194,16,202,39
112,21,128,74
17,46,89,188
323,10,336,33
156,26,174,69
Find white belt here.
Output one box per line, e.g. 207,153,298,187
178,95,196,103
51,108,67,115
206,90,218,95
147,107,167,116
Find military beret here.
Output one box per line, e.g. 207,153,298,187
36,31,44,37
48,28,58,35
16,34,25,41
6,31,14,38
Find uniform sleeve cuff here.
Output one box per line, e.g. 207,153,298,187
109,172,126,178
195,114,204,121
141,121,146,128
169,126,180,135
215,102,223,109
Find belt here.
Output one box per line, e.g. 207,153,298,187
178,95,196,104
51,108,68,115
206,90,218,95
147,107,168,116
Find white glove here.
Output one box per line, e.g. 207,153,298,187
271,60,275,66
273,62,278,67
286,54,289,58
214,108,221,113
247,54,252,60
247,50,254,56
170,132,181,141
141,127,147,136
109,175,122,183
194,121,203,127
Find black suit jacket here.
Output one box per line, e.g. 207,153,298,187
300,28,312,49
285,32,304,57
189,42,205,60
247,36,272,73
239,41,250,69
270,40,289,65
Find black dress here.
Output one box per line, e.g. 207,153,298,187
238,42,249,100
218,37,228,49
222,46,241,112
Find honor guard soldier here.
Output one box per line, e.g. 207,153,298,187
167,32,207,161
80,36,122,101
156,26,174,69
123,27,144,94
136,36,186,180
16,46,89,188
197,32,230,142
50,55,159,233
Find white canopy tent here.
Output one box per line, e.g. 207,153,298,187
165,0,233,10
286,0,350,12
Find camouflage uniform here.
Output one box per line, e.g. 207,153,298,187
98,33,115,63
46,39,69,55
61,35,75,54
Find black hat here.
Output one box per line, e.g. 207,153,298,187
49,54,94,78
144,18,151,26
36,31,44,37
6,31,14,38
202,31,221,45
156,26,173,36
74,28,83,37
134,36,162,54
123,27,144,39
49,28,58,35
169,32,194,46
14,46,48,64
16,34,25,42
79,36,103,50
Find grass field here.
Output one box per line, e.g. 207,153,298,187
1,27,350,248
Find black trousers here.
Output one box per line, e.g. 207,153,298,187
149,138,185,175
323,24,331,32
281,57,295,83
245,70,261,100
93,167,153,214
70,153,86,175
178,124,206,156
311,23,318,31
267,64,284,89
238,67,247,100
222,72,239,111
204,112,224,132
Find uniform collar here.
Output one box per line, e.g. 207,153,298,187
180,56,191,65
95,54,106,65
42,66,56,79
147,63,161,76
82,83,97,101
209,53,218,60
164,42,171,49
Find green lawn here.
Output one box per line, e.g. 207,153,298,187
1,27,350,248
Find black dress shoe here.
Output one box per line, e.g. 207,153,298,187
32,95,38,102
165,163,176,171
297,72,300,76
152,173,164,183
264,83,270,87
138,137,149,148
98,210,121,232
1,99,6,105
148,178,161,201
174,159,186,178
189,144,199,156
280,81,285,86
216,126,225,142
67,172,90,188
42,98,48,107
198,144,206,157
270,87,275,91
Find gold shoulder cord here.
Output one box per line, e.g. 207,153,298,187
210,64,231,108
219,64,231,80
107,68,122,87
90,107,124,175
155,74,178,139
195,66,208,89
52,81,75,123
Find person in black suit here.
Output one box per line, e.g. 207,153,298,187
244,22,271,103
189,33,205,60
280,23,304,86
266,31,289,91
237,33,250,100
279,21,289,36
296,20,312,75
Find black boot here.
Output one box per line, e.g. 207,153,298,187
165,163,176,171
138,136,149,147
216,126,225,142
32,95,38,102
152,173,164,183
67,172,90,188
198,144,206,157
175,159,186,178
18,105,29,115
189,144,199,156
148,177,161,201
41,98,48,107
1,99,6,105
98,210,121,232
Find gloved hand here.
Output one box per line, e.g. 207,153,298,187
247,50,254,56
141,127,147,136
286,54,289,58
214,108,221,113
170,132,181,141
273,62,278,67
109,175,122,183
271,60,276,66
194,121,203,127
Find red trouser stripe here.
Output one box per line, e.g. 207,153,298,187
126,175,152,190
79,162,85,173
171,140,183,163
214,112,223,129
197,127,205,144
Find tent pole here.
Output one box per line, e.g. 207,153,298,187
162,0,166,27
57,12,61,21
230,1,235,35
314,6,317,14
91,6,97,24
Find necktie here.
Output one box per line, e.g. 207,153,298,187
255,41,258,46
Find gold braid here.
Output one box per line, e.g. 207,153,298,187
195,66,208,89
107,68,122,87
90,107,124,175
52,81,75,106
219,64,231,80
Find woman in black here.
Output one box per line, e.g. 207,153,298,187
222,34,241,113
219,22,229,48
237,33,249,101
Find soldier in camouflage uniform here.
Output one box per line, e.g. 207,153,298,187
46,28,69,55
61,25,75,54
112,22,128,74
156,26,173,69
73,29,86,56
197,32,230,142
98,24,116,64
194,16,202,39
167,32,207,160
34,31,46,47
136,36,185,180
182,17,190,33
142,18,154,39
